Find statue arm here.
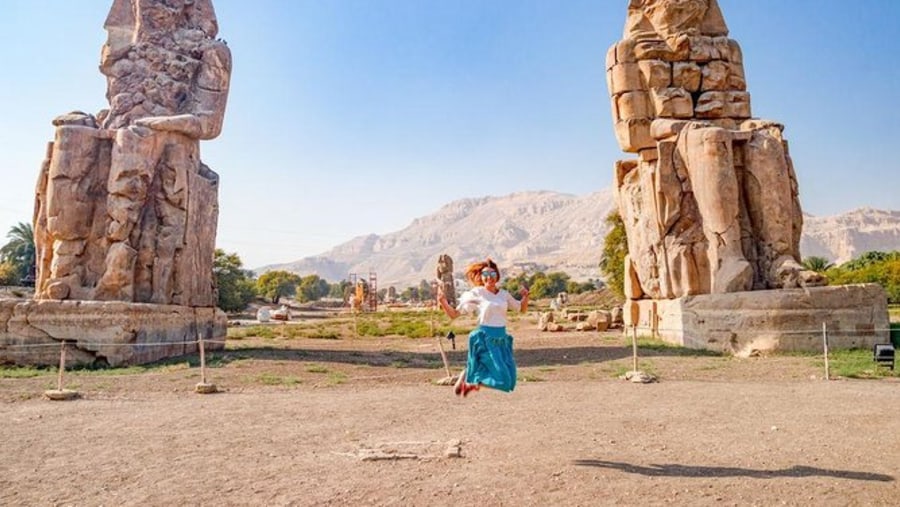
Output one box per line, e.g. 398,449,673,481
132,42,232,140
134,114,203,137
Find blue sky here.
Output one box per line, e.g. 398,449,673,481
1,0,898,269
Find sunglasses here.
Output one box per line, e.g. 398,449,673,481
480,270,498,279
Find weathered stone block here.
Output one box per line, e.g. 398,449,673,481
725,91,752,118
634,40,688,61
617,91,653,120
630,284,890,356
609,63,644,94
0,299,226,367
700,60,730,91
694,91,727,118
727,62,747,90
727,39,743,64
651,88,694,118
614,119,654,152
650,119,689,140
672,62,701,92
688,36,718,62
606,45,618,71
638,60,671,89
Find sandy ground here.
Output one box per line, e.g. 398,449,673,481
1,323,899,506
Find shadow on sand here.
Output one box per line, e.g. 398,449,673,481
572,460,894,482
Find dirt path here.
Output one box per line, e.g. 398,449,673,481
2,330,899,505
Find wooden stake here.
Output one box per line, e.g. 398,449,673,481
430,306,435,338
57,340,67,391
430,280,438,338
822,322,830,381
195,333,218,394
631,324,638,372
435,334,452,379
45,341,78,400
199,335,207,385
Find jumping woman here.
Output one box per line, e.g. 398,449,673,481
437,258,529,397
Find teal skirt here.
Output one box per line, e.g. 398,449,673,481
465,325,517,392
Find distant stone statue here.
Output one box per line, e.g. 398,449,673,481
436,254,456,307
607,0,823,299
34,0,231,305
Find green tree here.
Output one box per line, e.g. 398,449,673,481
567,280,596,294
213,249,257,312
802,256,834,273
329,280,352,299
418,279,434,301
839,251,900,271
401,286,419,302
501,272,527,294
545,272,570,296
828,252,900,304
0,222,35,285
256,270,301,304
297,274,330,302
0,261,19,285
599,211,627,299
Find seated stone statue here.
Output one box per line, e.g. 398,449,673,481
34,0,231,306
607,0,824,299
436,254,457,307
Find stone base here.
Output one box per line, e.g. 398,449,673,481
0,299,226,367
623,284,890,356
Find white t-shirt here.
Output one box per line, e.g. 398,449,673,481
456,286,522,327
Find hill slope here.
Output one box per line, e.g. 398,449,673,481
259,190,900,288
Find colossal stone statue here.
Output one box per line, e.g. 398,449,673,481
34,0,231,306
607,0,823,300
436,254,456,307
602,1,888,356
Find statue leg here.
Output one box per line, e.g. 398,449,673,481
95,127,164,301
680,126,753,293
743,128,825,288
38,126,104,299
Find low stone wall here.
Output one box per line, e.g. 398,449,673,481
0,299,226,367
624,284,890,356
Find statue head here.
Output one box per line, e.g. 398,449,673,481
99,0,229,131
625,0,728,41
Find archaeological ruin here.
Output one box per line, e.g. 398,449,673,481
0,0,230,366
606,0,889,354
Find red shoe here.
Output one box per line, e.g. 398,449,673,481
453,370,466,396
462,383,480,397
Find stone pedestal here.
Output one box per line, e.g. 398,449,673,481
0,299,226,367
623,284,889,356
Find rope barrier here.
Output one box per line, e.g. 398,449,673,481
0,325,893,351
1,318,894,400
0,339,229,349
622,327,896,335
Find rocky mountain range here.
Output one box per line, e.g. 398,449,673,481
258,190,900,288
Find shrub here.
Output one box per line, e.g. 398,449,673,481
600,211,626,299
827,251,900,304
214,249,257,312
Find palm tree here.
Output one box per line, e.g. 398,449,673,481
0,222,35,285
802,256,833,273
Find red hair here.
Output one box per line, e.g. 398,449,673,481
465,258,500,287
